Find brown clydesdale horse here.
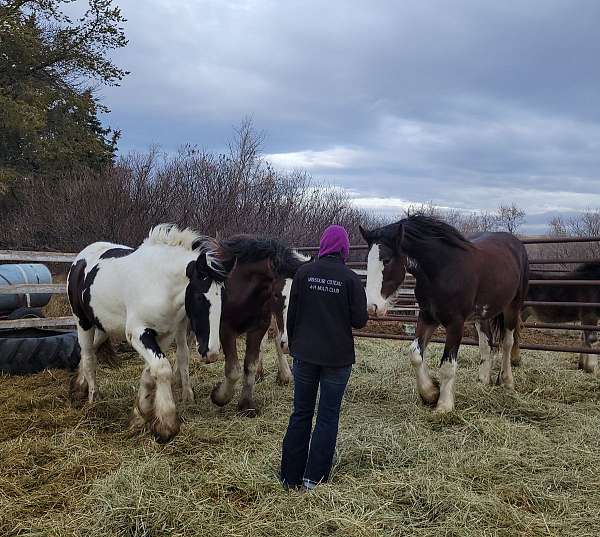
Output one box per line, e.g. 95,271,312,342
209,236,308,416
360,215,529,412
516,262,600,373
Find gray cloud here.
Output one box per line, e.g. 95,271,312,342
102,0,600,229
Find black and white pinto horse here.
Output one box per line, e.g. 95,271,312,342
67,225,226,442
360,216,529,412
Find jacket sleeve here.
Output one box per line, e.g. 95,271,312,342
349,274,368,329
286,272,301,344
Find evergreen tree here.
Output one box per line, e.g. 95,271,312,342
0,0,128,189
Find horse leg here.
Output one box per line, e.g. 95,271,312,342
409,314,439,406
580,329,598,374
210,330,241,407
238,327,266,417
128,325,179,443
275,332,292,385
476,321,493,385
435,321,463,413
71,325,98,403
174,323,194,403
255,331,267,382
496,309,518,390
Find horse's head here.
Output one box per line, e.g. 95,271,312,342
272,277,293,354
185,252,225,361
359,223,407,317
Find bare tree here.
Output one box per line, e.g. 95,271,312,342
496,203,526,234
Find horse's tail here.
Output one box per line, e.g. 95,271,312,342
488,313,505,350
511,311,523,366
97,339,119,368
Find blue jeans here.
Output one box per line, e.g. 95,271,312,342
280,358,352,488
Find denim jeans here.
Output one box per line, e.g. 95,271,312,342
280,358,352,488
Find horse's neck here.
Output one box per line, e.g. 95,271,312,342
404,241,464,282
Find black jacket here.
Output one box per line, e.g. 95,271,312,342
287,254,368,367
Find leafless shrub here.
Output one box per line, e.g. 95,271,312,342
2,123,375,251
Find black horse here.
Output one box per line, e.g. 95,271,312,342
360,215,529,412
518,262,600,373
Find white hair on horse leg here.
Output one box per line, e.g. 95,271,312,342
476,322,492,385
366,243,386,311
498,328,515,389
436,360,457,413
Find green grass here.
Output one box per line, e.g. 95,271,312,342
0,339,599,536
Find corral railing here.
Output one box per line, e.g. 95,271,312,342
1,235,600,355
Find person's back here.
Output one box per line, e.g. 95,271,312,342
281,225,368,490
287,253,367,367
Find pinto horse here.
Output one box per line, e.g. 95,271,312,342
209,236,308,415
360,215,529,412
518,262,600,373
67,225,226,442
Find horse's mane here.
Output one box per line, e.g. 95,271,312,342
217,235,309,277
144,224,203,251
573,261,600,278
143,224,227,278
371,215,473,252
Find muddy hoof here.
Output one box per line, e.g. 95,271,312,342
237,399,259,417
418,379,440,407
210,382,229,407
151,414,181,443
69,375,89,406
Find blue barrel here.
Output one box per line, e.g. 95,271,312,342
0,264,53,314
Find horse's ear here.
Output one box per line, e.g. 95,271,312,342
396,223,405,251
359,225,369,243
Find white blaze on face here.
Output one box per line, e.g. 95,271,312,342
205,281,223,356
279,278,293,350
366,243,387,315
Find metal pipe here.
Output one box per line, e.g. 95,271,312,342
353,331,600,354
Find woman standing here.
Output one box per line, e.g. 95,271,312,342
281,225,368,490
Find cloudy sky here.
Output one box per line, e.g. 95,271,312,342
100,0,600,232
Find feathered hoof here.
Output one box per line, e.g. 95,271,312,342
237,398,259,418
69,375,89,406
151,413,181,443
210,382,231,407
418,379,440,407
128,403,148,435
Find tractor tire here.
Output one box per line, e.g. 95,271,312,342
0,328,80,375
6,307,44,320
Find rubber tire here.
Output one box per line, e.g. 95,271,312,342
6,307,44,320
0,328,80,375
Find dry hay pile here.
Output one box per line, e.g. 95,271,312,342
1,339,599,536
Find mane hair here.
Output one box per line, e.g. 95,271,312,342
143,224,203,251
371,215,473,253
217,235,309,277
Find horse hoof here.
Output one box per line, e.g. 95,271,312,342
276,374,292,386
69,375,89,406
433,404,454,414
478,375,492,386
151,414,181,443
237,399,259,417
418,380,440,407
210,382,230,407
182,387,195,404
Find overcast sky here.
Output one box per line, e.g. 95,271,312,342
101,0,600,232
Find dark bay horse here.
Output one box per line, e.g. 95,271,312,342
209,236,308,416
518,262,600,373
360,215,529,412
